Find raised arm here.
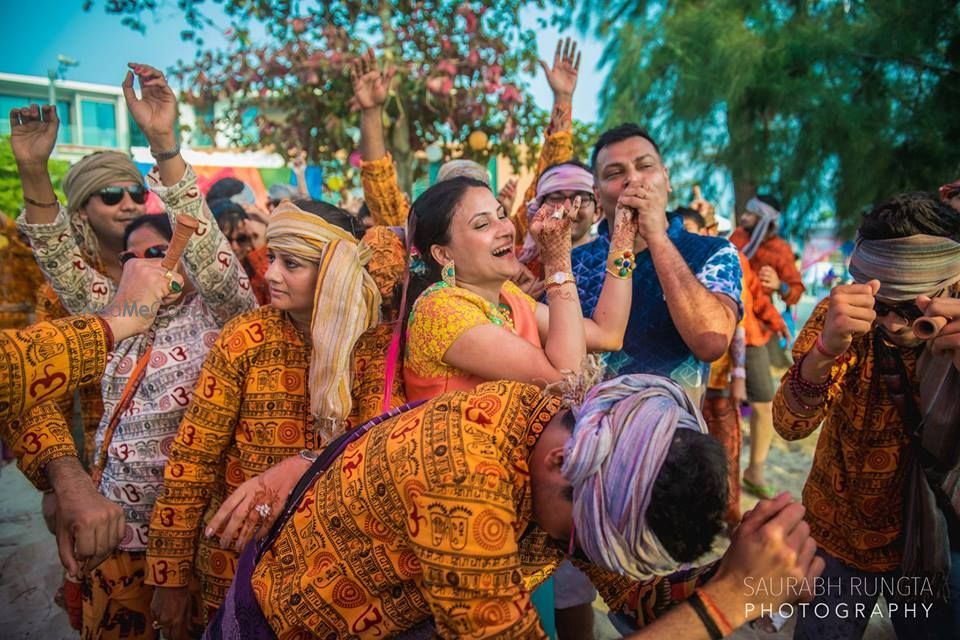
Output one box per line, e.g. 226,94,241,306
351,49,407,227
10,103,60,225
125,63,256,323
12,105,116,313
515,38,580,237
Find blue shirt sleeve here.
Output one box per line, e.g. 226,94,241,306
695,243,743,320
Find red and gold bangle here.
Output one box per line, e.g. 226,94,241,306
695,588,734,636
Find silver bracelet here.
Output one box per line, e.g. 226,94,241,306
150,143,180,161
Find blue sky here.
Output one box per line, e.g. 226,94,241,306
0,3,606,123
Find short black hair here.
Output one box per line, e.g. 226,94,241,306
674,207,705,231
291,198,365,240
123,214,173,249
756,193,782,212
591,123,662,174
859,192,960,241
646,429,728,562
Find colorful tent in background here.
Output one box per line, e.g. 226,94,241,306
131,148,321,213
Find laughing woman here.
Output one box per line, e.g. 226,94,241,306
146,199,407,636
403,176,639,400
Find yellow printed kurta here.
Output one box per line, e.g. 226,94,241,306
773,298,919,571
359,154,409,227
0,315,110,488
34,282,105,467
252,381,713,638
0,215,45,329
146,228,407,609
404,281,540,401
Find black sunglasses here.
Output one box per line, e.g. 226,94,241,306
874,299,924,323
96,186,147,206
119,243,167,265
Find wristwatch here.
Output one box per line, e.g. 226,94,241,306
298,449,319,463
545,271,576,288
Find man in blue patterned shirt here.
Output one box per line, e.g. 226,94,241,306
573,124,743,403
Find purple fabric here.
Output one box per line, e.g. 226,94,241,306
203,399,428,639
203,541,274,640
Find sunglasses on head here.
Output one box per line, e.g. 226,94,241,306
95,186,147,206
119,244,168,265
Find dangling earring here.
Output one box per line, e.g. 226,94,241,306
442,260,456,287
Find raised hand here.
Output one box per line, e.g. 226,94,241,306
820,280,880,356
9,104,59,168
530,197,579,270
122,62,178,147
350,49,397,112
496,178,518,215
917,295,960,371
538,37,581,102
618,179,668,242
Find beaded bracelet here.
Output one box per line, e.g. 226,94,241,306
607,249,636,279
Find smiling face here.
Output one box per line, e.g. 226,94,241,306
593,136,671,226
265,248,320,317
79,181,146,248
429,186,519,286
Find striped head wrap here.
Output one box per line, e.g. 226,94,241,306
519,163,595,263
266,202,382,440
436,159,490,185
562,374,710,580
741,197,780,259
848,234,960,302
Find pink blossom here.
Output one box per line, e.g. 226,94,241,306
500,84,521,105
437,59,457,76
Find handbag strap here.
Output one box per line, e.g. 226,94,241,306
91,333,155,488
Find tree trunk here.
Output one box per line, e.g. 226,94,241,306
726,102,758,225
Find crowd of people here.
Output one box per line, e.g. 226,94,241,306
1,35,959,640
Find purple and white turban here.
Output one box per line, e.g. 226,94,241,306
562,374,712,580
518,163,595,263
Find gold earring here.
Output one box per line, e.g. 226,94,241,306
442,260,456,287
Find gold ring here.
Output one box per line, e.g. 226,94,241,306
163,270,174,280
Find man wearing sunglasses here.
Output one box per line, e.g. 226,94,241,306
774,192,960,639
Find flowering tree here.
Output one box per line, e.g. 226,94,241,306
98,0,556,191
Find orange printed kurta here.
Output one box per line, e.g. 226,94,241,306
0,315,110,488
146,227,407,610
773,298,919,571
359,154,409,228
252,381,714,638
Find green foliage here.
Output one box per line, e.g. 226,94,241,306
92,0,560,192
0,137,68,219
571,0,960,238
